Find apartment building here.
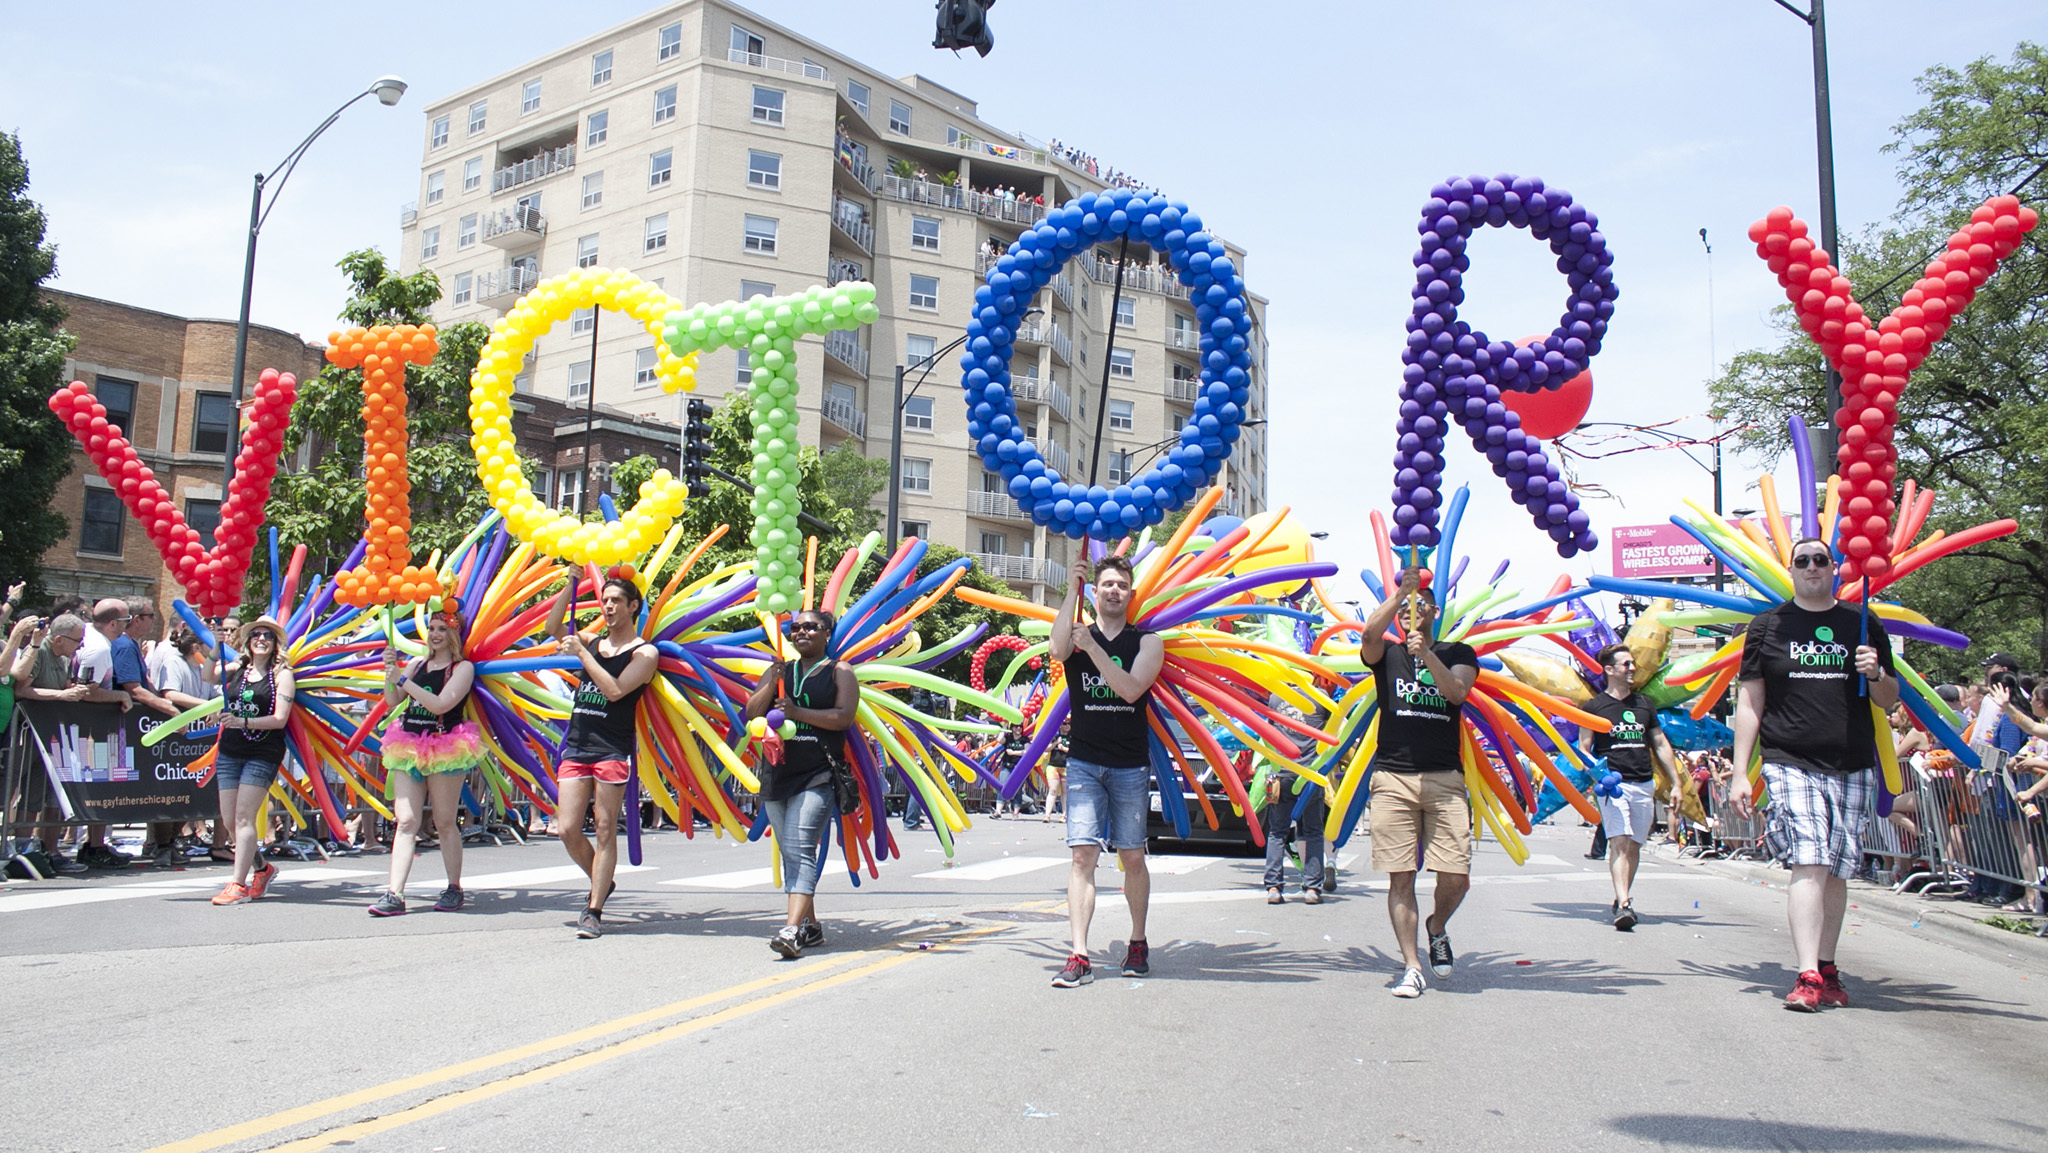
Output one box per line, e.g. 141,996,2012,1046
400,0,1269,601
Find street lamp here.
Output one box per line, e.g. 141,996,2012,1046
884,309,1039,546
1771,0,1842,464
220,76,409,498
1563,420,1748,590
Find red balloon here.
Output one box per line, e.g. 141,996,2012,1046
1500,336,1595,439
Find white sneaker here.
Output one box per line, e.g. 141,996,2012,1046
1391,967,1427,998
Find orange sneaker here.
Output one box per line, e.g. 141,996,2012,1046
246,862,278,900
211,882,251,906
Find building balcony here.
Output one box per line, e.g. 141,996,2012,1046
1169,376,1201,403
399,201,418,229
831,196,874,255
477,265,540,307
946,133,1052,168
975,553,1065,587
1019,435,1071,476
968,490,1032,523
1166,328,1202,352
823,329,869,377
492,144,575,194
482,205,547,249
1014,318,1071,365
827,257,865,287
1013,376,1071,421
822,394,866,438
1077,249,1191,299
880,174,1046,226
834,135,877,190
727,47,828,82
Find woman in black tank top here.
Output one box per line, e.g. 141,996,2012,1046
369,601,479,916
544,568,660,940
209,617,297,907
745,609,859,959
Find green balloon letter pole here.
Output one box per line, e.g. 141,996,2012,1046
660,283,880,613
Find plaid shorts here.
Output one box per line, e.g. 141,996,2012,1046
1761,762,1874,879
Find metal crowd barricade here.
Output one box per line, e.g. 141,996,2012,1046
1910,744,2047,907
1704,774,1770,860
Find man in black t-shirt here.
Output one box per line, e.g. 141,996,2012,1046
1362,567,1480,999
1578,643,1681,930
1731,537,1898,1012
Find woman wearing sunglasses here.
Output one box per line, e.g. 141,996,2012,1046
210,617,297,906
745,609,859,958
369,600,479,916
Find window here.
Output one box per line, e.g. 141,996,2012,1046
581,172,604,209
740,279,775,301
903,395,933,431
1109,349,1134,378
1115,296,1135,327
901,458,931,493
649,148,672,187
753,86,784,124
979,531,1007,556
747,150,780,189
743,215,776,254
420,226,440,259
1080,284,1089,313
644,212,668,253
905,333,936,369
736,347,752,384
908,274,938,311
846,81,870,116
185,498,221,550
81,488,124,555
1107,451,1131,484
910,216,940,251
192,392,233,453
95,377,136,436
653,85,677,124
576,234,599,268
425,171,444,204
947,125,962,146
893,520,925,541
568,359,591,400
634,347,658,386
521,79,541,115
430,116,449,149
458,214,478,248
888,100,911,135
452,272,473,305
1172,362,1197,383
587,110,609,147
1079,331,1088,365
462,157,482,193
1109,398,1134,429
591,50,613,87
658,21,682,61
731,25,764,60
468,100,487,134
572,308,595,337
557,469,583,513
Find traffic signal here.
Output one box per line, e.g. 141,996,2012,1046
933,0,994,57
683,398,715,499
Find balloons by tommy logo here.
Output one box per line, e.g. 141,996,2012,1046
328,325,440,607
49,373,298,616
467,269,699,568
660,282,880,613
963,189,1252,538
1747,195,2036,582
1391,174,1619,559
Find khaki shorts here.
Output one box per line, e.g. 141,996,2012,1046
1368,770,1473,874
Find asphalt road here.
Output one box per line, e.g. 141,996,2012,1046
4,817,2044,1153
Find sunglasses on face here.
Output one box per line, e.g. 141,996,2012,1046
1790,554,1832,570
788,621,825,633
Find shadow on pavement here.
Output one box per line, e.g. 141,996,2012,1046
1677,958,2047,1022
1514,900,1752,930
1606,1113,2029,1151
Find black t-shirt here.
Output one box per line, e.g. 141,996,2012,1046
1368,641,1478,773
1739,601,1895,774
1062,624,1153,768
1580,691,1660,782
766,659,844,802
561,640,648,763
398,661,469,736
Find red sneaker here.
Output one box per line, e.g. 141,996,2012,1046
1784,969,1825,1012
210,882,251,906
1818,962,1848,1008
247,861,278,900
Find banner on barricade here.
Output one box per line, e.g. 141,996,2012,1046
13,699,212,823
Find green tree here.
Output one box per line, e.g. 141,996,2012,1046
258,249,493,602
0,132,75,600
1710,43,2048,679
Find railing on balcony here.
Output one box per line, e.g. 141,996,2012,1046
831,196,873,254
823,329,868,377
1049,271,1075,311
834,135,876,190
946,133,1052,167
827,257,865,287
967,490,1031,523
1169,376,1201,403
482,205,547,248
974,553,1065,587
1165,328,1202,352
880,174,1045,226
477,265,540,306
1013,376,1072,421
1014,318,1071,365
1076,250,1191,299
821,394,867,438
399,201,418,228
727,48,828,81
492,144,575,194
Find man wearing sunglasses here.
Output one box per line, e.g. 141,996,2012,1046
1729,537,1898,1012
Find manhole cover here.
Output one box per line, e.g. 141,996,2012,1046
968,909,1067,923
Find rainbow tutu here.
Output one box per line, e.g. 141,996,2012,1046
382,720,486,779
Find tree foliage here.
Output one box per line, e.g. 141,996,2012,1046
0,132,75,600
1709,42,2048,679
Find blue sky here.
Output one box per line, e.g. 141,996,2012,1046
7,1,2039,616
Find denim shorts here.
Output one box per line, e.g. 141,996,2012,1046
215,753,283,793
1064,758,1149,851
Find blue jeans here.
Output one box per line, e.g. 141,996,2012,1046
215,753,283,793
1262,786,1326,889
764,785,833,896
1064,758,1149,851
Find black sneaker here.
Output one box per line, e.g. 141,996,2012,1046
1121,939,1150,977
434,886,465,912
369,892,407,916
1426,923,1455,978
152,846,182,869
1051,954,1093,988
1614,902,1637,932
770,925,804,958
576,909,603,939
81,844,133,869
47,852,87,876
796,921,824,950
